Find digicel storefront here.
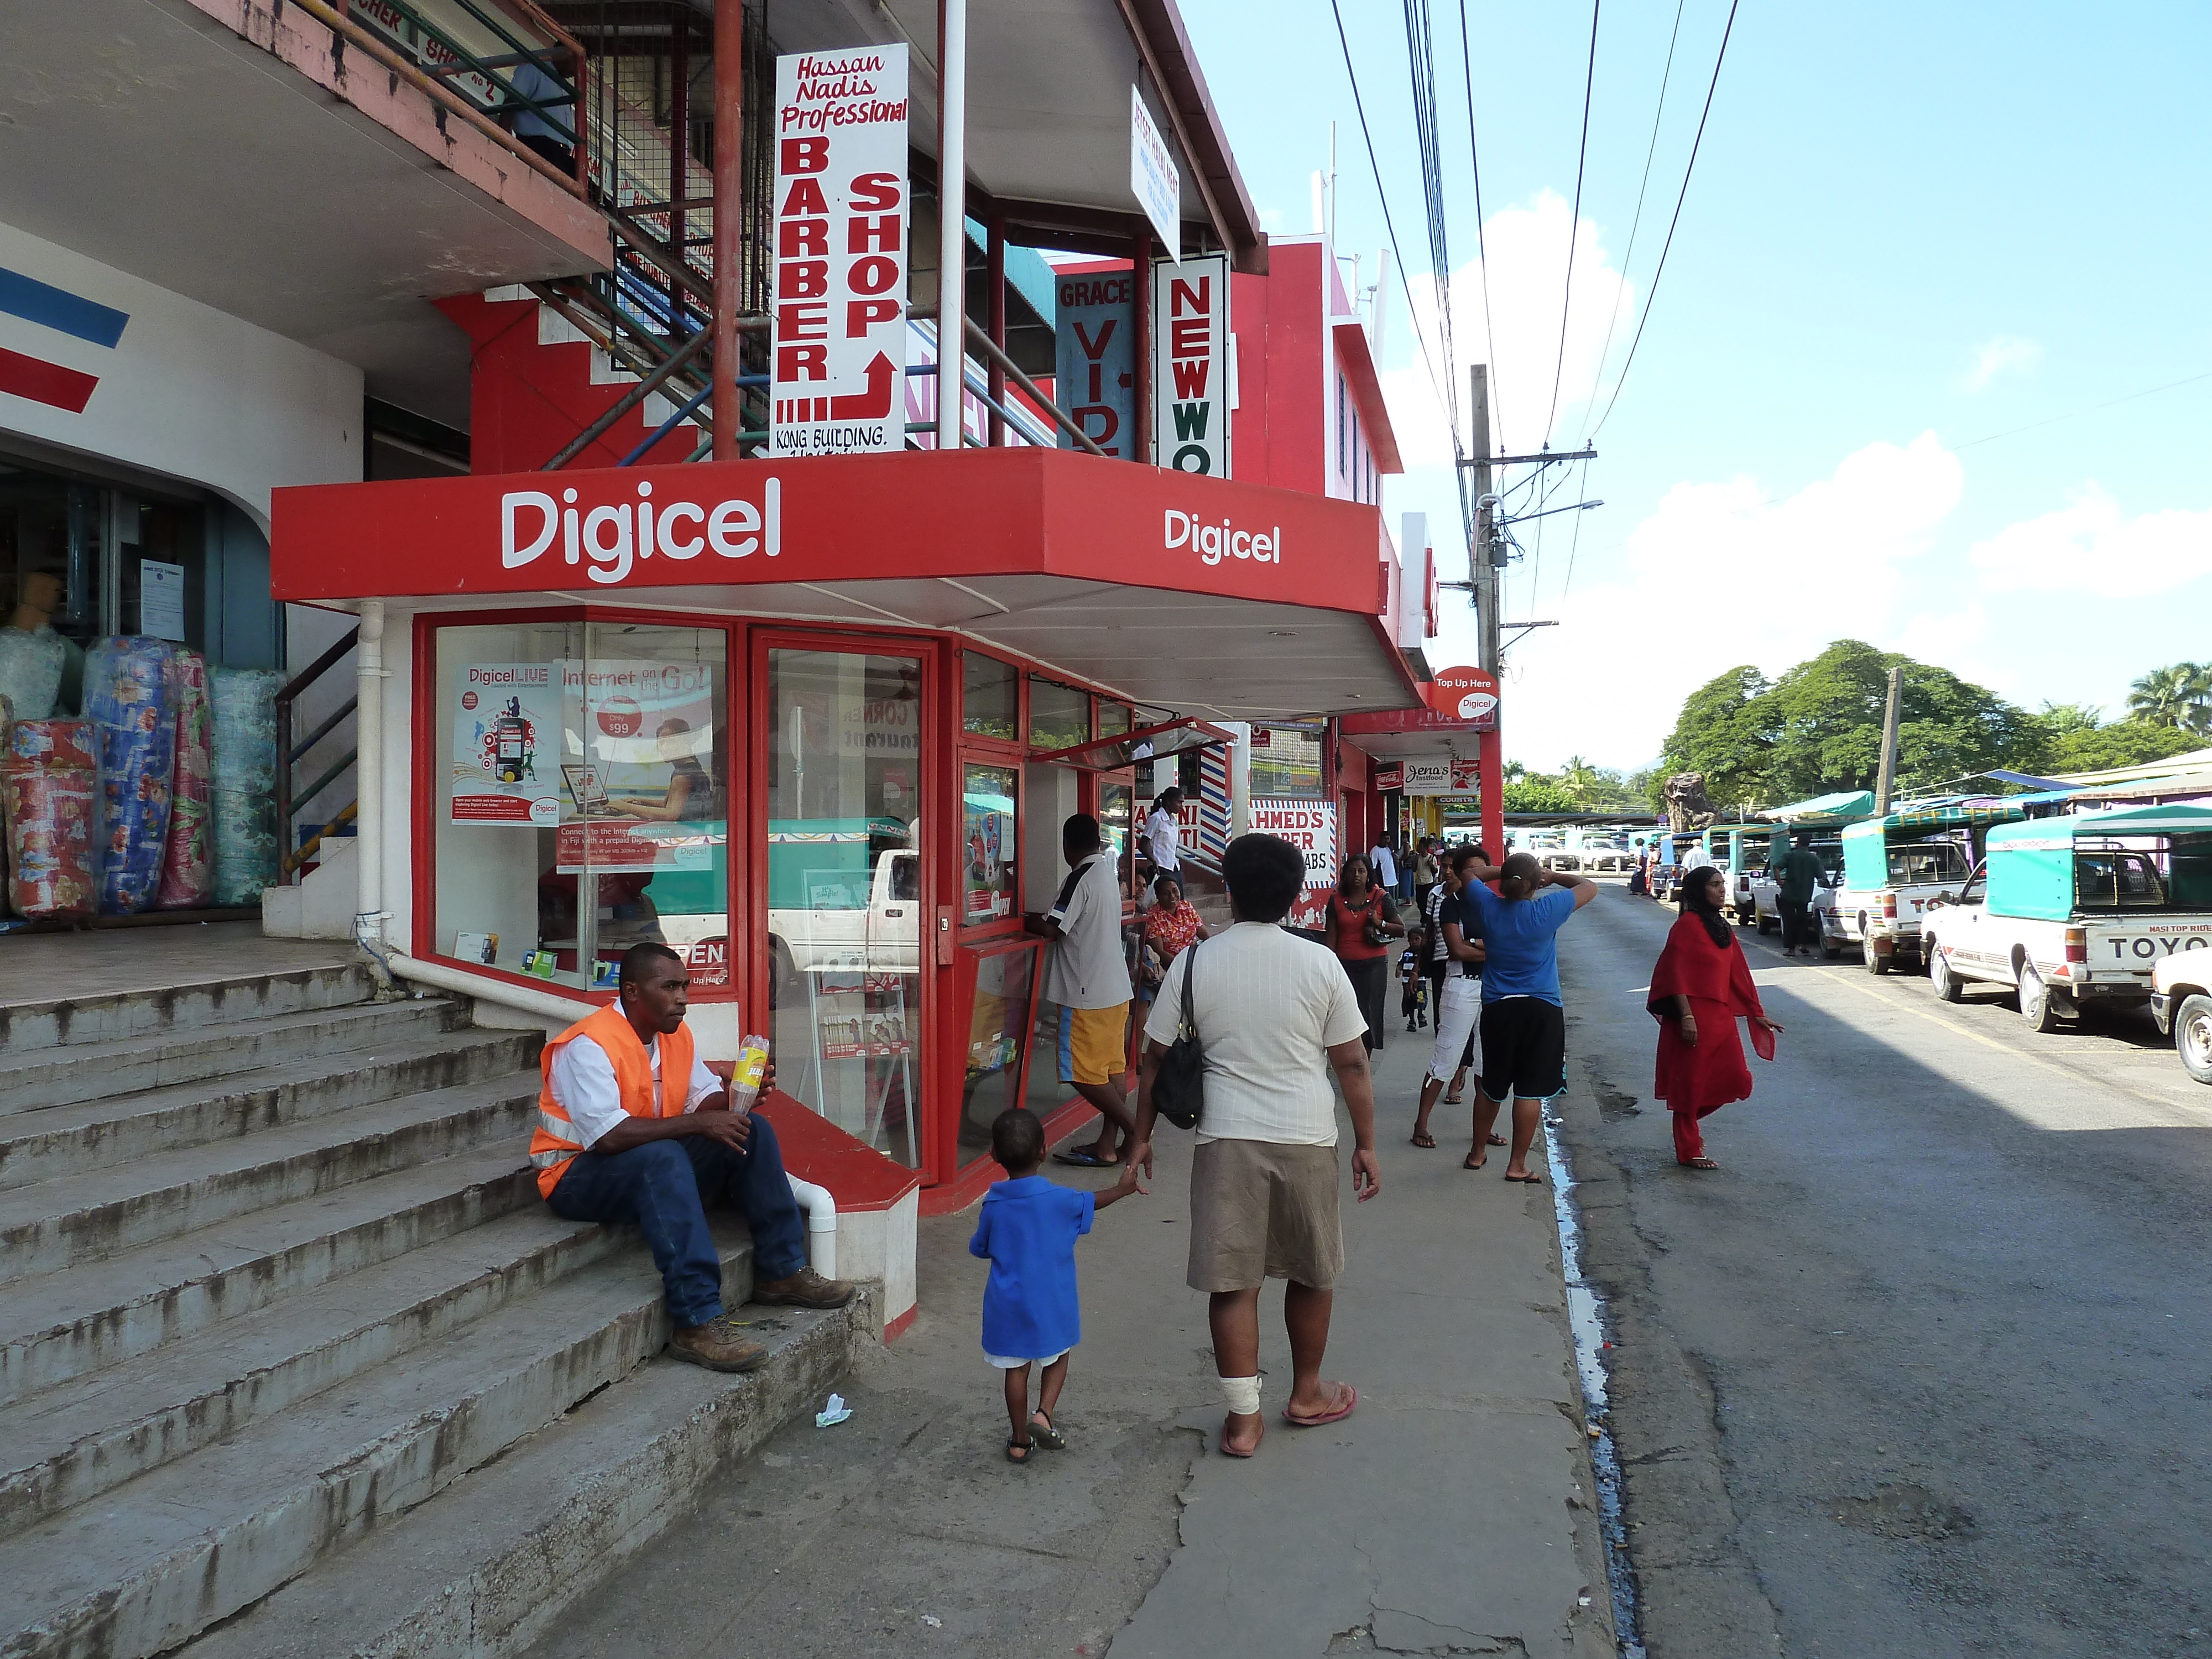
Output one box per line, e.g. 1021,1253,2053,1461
269,445,1413,1326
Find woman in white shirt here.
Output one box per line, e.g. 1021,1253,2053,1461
1144,787,1184,878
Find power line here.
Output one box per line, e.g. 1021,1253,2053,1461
1581,0,1684,419
1401,0,1467,531
1561,456,1593,601
1457,0,1502,451
1329,0,1460,478
1544,0,1601,445
1585,0,1740,440
1952,368,2212,451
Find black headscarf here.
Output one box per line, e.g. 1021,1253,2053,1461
1679,865,1733,948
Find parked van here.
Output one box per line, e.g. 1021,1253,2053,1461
1926,805,2212,1032
1829,802,2023,972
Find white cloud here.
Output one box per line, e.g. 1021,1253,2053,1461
1962,335,2043,393
1495,433,1965,770
1967,485,2212,594
1375,189,1634,468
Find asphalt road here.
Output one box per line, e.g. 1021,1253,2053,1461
1554,883,2212,1658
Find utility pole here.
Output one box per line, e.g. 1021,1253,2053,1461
1874,666,1903,813
1470,363,1504,857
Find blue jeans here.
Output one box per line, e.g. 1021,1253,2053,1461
546,1115,810,1327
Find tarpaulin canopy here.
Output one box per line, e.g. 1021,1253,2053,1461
1761,790,1875,824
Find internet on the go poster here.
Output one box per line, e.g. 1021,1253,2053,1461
451,663,563,825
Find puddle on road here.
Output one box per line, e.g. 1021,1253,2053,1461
1542,1114,1647,1659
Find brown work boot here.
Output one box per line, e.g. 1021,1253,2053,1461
752,1266,857,1309
668,1313,769,1372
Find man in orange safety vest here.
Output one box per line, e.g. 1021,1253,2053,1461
533,941,853,1371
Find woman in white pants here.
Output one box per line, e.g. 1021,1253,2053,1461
1411,847,1487,1148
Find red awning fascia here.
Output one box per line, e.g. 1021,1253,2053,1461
1029,715,1238,771
1331,319,1402,474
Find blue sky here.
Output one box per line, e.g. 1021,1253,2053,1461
1181,1,2212,771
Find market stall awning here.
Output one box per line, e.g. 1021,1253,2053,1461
269,447,1420,726
1759,790,1876,825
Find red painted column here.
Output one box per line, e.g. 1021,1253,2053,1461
1480,726,1504,859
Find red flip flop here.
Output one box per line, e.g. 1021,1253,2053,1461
1282,1385,1357,1428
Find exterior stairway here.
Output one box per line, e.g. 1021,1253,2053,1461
0,962,862,1659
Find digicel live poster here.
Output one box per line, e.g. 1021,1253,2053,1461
770,45,909,457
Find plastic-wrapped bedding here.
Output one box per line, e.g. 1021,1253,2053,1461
155,650,214,909
0,626,67,722
3,718,98,920
211,667,284,905
85,637,179,916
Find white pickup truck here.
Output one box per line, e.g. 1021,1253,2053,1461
1923,806,2212,1032
2150,951,2212,1083
1828,807,2012,973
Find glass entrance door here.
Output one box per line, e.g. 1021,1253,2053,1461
764,646,925,1167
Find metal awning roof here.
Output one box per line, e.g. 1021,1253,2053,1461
1760,790,1875,824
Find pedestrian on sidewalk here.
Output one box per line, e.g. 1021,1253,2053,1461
1026,814,1138,1168
1128,832,1381,1460
1368,836,1401,902
1412,844,1491,1149
1775,832,1825,958
1326,853,1403,1055
1138,870,1211,1003
1413,838,1441,915
1650,867,1785,1170
1457,852,1600,1182
1397,940,1428,1032
1144,787,1185,886
971,1107,1142,1463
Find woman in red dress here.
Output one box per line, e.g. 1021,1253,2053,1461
1649,867,1784,1170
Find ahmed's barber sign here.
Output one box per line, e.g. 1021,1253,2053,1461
770,45,909,457
1425,665,1498,730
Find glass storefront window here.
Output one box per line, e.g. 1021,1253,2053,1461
962,653,1018,741
433,620,728,992
1100,777,1134,902
1098,702,1131,738
959,941,1040,1162
1028,677,1089,750
962,763,1017,924
766,648,924,1167
1250,722,1325,796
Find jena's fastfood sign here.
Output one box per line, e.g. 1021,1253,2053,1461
769,45,909,457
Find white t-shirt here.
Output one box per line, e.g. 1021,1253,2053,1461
1143,921,1367,1146
549,1031,722,1147
1682,843,1717,872
1044,851,1135,1009
1145,807,1182,872
1369,844,1398,886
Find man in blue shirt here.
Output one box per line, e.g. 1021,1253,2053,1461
1457,852,1598,1182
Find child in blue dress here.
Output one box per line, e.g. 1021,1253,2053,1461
969,1107,1141,1463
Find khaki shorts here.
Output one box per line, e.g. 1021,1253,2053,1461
1058,1001,1130,1086
1186,1137,1344,1292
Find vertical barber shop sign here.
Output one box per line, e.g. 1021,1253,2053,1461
1152,253,1231,477
770,45,909,456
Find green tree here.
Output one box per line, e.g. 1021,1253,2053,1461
2047,718,2205,772
1761,640,2038,798
1501,778,1578,814
1657,665,1777,807
2126,662,2212,734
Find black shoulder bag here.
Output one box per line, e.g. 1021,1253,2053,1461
1151,941,1207,1131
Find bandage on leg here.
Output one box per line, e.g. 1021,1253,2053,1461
1220,1374,1262,1416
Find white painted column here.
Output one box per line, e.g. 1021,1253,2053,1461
353,601,387,956
935,0,967,450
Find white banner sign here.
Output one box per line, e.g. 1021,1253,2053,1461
770,45,910,457
1152,253,1230,476
1250,797,1337,886
1129,87,1181,257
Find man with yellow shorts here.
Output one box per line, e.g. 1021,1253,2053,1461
1025,813,1136,1167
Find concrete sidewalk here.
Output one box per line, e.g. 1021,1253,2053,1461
525,1018,1614,1659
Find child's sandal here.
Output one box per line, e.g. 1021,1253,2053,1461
1005,1438,1032,1464
1029,1412,1067,1452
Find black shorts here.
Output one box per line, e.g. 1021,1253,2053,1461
1479,997,1567,1101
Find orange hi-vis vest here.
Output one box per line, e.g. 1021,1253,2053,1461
531,1003,697,1199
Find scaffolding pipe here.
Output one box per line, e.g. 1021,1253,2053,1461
935,0,968,449
711,0,745,459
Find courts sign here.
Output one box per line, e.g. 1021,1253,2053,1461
770,45,909,457
1152,253,1230,477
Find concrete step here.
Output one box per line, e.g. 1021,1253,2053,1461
178,1301,863,1659
0,1146,538,1407
0,1024,539,1193
0,1206,630,1541
0,1222,776,1659
0,997,465,1117
0,1073,540,1287
0,964,372,1056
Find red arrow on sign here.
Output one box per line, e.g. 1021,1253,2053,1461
830,353,896,420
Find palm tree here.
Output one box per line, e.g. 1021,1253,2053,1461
2127,663,2212,734
1561,754,1600,802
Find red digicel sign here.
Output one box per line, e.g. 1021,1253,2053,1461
1423,665,1498,729
267,447,1391,616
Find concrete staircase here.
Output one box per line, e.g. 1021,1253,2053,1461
0,963,862,1659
